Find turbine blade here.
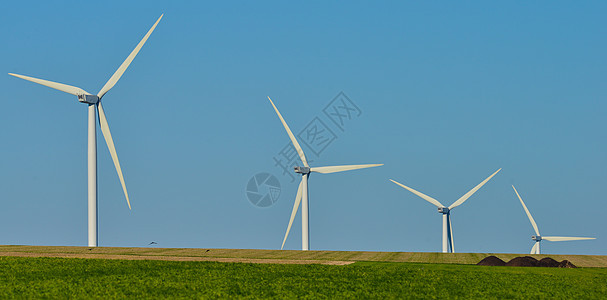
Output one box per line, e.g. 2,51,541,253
267,96,308,167
97,101,131,209
543,236,596,242
449,168,501,210
8,73,89,96
449,214,455,253
97,14,163,99
311,164,383,174
389,179,445,208
512,185,540,236
281,179,304,250
530,242,539,254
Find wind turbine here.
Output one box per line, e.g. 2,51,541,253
8,15,163,247
267,97,383,251
512,185,595,254
390,168,501,253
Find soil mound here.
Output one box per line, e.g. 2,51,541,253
558,260,577,268
477,256,506,266
538,257,560,268
479,256,579,268
505,256,539,267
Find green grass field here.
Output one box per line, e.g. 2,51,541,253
1,256,606,299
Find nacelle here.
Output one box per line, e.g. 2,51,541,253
438,207,450,214
78,94,99,104
532,235,542,241
294,166,311,174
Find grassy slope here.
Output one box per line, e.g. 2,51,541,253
1,256,606,299
1,245,607,267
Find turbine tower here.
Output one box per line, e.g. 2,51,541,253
267,97,382,251
9,15,163,247
390,168,501,253
512,185,595,254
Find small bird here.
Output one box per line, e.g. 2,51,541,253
149,242,158,245
205,249,210,253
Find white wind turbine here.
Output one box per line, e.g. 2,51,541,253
512,185,595,254
390,168,501,253
267,97,383,251
9,15,163,247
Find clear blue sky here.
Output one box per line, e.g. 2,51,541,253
1,1,605,255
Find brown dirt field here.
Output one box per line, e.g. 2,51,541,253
0,245,605,267
0,251,354,265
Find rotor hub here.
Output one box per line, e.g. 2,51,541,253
78,94,99,104
294,166,311,174
532,235,542,241
438,207,450,214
